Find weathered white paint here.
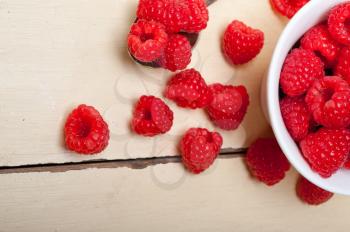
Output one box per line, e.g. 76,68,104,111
0,159,348,232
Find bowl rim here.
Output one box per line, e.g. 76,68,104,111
267,0,350,195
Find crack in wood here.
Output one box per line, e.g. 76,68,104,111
206,0,218,6
0,148,246,174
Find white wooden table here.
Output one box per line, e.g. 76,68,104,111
1,0,350,231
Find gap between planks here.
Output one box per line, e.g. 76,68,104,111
206,0,218,5
0,148,246,174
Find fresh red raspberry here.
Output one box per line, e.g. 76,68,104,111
335,47,350,85
270,0,309,18
131,95,174,136
246,138,290,186
300,128,350,178
222,20,264,65
300,23,341,66
296,176,334,205
180,128,223,174
328,2,350,46
158,34,192,72
127,19,168,63
206,83,249,130
137,0,209,33
280,96,310,141
305,76,350,128
165,69,211,109
64,104,109,155
280,48,324,97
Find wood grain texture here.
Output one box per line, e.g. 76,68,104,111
0,0,282,166
1,159,350,232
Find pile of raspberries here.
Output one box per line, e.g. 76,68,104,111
62,0,337,205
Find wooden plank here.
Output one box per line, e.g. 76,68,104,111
0,0,282,166
0,159,349,232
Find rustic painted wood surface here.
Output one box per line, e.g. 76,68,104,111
3,0,347,231
1,159,350,232
0,0,282,166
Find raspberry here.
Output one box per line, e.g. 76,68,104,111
280,48,324,97
328,2,350,46
131,95,174,136
180,128,223,174
64,105,109,155
270,0,309,18
300,128,350,178
158,34,192,72
165,69,211,109
300,23,341,66
127,20,168,63
296,176,334,205
206,83,249,130
246,138,290,186
335,47,350,85
280,96,310,141
137,0,209,33
305,76,350,128
222,20,264,65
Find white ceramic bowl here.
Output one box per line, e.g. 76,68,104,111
263,0,350,195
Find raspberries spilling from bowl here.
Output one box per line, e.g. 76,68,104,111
279,2,350,178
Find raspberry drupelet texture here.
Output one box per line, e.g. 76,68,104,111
158,34,192,71
246,138,290,186
296,176,334,205
127,19,168,63
335,47,350,85
137,0,209,33
64,104,110,155
270,0,309,18
206,83,249,130
222,20,264,65
180,128,223,174
305,76,350,129
300,23,341,66
131,95,174,137
328,2,350,46
300,128,350,178
280,96,310,141
280,48,324,97
165,69,211,109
